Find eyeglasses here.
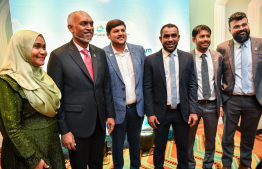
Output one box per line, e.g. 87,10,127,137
232,23,249,30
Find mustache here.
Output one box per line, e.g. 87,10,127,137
117,35,125,39
236,30,248,35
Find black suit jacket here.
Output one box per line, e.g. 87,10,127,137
47,40,115,138
190,49,223,116
217,37,262,105
143,49,198,123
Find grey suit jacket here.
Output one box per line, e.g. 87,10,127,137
103,43,146,124
47,40,115,138
190,49,223,116
217,37,262,105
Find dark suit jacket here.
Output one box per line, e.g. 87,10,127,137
47,40,115,138
143,49,198,123
217,37,262,105
190,49,223,116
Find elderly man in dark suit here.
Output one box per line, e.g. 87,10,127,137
47,11,115,169
188,25,223,169
217,12,262,169
143,23,198,169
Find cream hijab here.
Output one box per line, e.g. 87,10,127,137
0,30,61,117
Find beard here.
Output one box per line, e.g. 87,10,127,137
163,44,177,53
74,33,92,43
233,29,250,43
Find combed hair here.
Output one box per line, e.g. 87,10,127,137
228,12,247,28
106,19,126,34
160,23,179,36
192,25,211,38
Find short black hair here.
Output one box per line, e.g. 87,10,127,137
192,25,211,38
160,23,179,36
106,19,126,34
228,12,247,28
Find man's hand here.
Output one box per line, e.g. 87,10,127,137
220,106,224,117
61,132,76,151
33,159,49,169
106,118,115,135
148,115,160,129
188,113,198,127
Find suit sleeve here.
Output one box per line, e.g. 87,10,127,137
102,50,115,118
47,52,69,135
143,57,155,116
188,55,198,114
218,53,223,106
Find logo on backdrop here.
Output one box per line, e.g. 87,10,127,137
94,25,106,37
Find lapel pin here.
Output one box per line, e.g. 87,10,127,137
255,47,258,51
110,54,113,56
94,54,96,57
214,58,217,62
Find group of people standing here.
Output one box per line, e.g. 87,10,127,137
0,10,261,169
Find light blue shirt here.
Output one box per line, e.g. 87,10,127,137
233,38,255,95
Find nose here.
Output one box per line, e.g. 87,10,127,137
168,36,173,41
40,48,47,55
86,24,92,30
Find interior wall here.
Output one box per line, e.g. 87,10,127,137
189,0,216,50
260,6,262,36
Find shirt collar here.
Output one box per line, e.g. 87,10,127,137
111,43,129,55
73,40,90,52
162,48,178,58
195,48,210,58
233,38,251,49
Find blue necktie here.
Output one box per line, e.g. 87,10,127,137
170,53,177,108
241,44,249,94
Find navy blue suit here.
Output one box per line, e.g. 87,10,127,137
103,43,146,168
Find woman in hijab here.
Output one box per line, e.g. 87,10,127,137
0,30,65,169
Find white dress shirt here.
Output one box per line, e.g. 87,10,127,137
112,44,137,104
162,48,180,105
232,38,255,95
73,40,91,60
195,49,216,100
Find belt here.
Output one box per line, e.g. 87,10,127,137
198,100,216,104
126,103,136,108
167,105,178,109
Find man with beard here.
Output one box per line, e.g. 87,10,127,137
217,12,262,169
103,19,146,169
47,11,115,169
188,25,223,169
143,23,198,169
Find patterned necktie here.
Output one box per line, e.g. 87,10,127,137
241,44,249,94
201,54,211,100
81,49,94,82
170,53,177,108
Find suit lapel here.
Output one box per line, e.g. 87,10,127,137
210,50,218,86
251,37,259,79
127,43,139,87
156,50,166,88
68,40,93,82
105,45,124,84
191,49,197,79
89,45,98,85
228,40,235,77
178,50,183,81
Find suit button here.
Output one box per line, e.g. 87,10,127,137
122,88,125,91
123,98,125,101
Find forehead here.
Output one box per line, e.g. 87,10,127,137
162,27,178,35
230,17,248,27
74,12,93,22
112,25,126,30
197,30,211,36
34,36,45,43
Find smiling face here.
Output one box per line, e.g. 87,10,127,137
68,12,94,48
31,35,47,67
159,27,180,53
229,17,250,43
192,30,211,53
107,25,127,47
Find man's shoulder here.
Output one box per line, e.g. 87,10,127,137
210,49,223,57
127,43,144,50
217,40,231,49
146,49,162,59
51,42,70,54
251,37,262,45
90,44,105,53
178,49,193,58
